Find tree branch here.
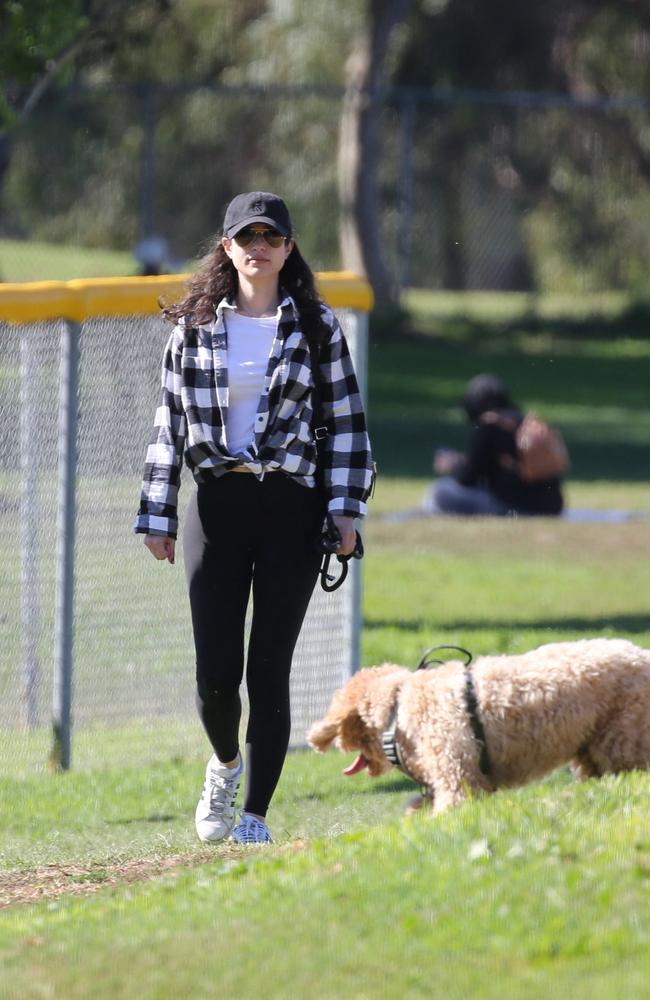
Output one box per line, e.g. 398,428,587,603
18,32,91,121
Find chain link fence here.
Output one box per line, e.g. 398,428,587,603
0,291,367,777
2,84,649,295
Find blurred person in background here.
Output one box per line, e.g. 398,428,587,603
133,235,170,276
425,373,565,517
135,192,373,845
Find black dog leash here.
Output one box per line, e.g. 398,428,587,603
317,513,364,592
307,335,368,592
308,336,361,593
416,644,474,670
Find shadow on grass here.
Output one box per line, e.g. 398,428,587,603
364,776,413,795
402,304,650,344
337,775,415,798
365,614,650,634
105,813,179,825
370,418,650,482
296,777,414,801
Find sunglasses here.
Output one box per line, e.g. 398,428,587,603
233,227,287,249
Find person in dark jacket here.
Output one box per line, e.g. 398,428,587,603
425,374,564,516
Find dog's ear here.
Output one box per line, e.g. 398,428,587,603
308,665,402,754
337,707,367,753
308,707,366,755
307,719,339,753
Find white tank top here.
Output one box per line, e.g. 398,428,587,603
224,310,278,455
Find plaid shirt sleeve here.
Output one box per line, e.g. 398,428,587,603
318,309,373,518
134,326,187,538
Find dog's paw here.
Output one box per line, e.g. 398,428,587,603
404,792,433,815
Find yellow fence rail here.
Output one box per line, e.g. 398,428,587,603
0,271,373,324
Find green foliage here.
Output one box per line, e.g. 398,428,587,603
228,1,363,86
3,91,144,249
0,1,86,82
80,0,268,83
0,0,86,126
390,2,650,293
397,0,650,94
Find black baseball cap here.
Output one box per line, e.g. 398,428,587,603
463,373,513,421
223,191,292,238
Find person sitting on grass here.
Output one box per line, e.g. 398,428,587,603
425,373,565,517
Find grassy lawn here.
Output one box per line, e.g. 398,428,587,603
1,758,650,999
363,513,650,666
2,274,650,997
0,238,140,282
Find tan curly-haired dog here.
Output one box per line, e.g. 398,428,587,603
308,638,650,814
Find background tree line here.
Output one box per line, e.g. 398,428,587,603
1,0,650,304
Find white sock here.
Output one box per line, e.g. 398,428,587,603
215,753,242,775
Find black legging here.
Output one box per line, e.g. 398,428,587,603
183,472,323,817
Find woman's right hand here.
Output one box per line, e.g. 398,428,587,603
144,535,176,564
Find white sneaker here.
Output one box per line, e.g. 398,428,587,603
231,811,273,845
195,754,242,843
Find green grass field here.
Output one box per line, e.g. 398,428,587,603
0,238,140,282
2,757,650,998
2,250,650,998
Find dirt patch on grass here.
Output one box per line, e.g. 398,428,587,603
0,850,234,909
0,841,309,909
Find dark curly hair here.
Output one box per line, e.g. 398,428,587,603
161,240,330,346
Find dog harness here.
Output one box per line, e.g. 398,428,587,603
381,645,491,784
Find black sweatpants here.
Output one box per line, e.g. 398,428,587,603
183,472,323,817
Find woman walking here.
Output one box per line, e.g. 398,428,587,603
135,192,373,844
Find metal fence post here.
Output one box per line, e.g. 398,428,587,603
51,320,80,771
348,309,369,680
20,333,40,727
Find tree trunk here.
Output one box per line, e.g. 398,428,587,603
338,0,410,307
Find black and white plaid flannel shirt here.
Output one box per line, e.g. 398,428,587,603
134,294,374,538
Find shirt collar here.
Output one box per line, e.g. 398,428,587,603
216,293,298,320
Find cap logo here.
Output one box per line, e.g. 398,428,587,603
252,199,265,213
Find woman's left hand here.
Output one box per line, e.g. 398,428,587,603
331,514,356,556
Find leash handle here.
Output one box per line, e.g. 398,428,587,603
416,644,473,670
318,519,364,592
318,513,342,555
320,552,348,592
